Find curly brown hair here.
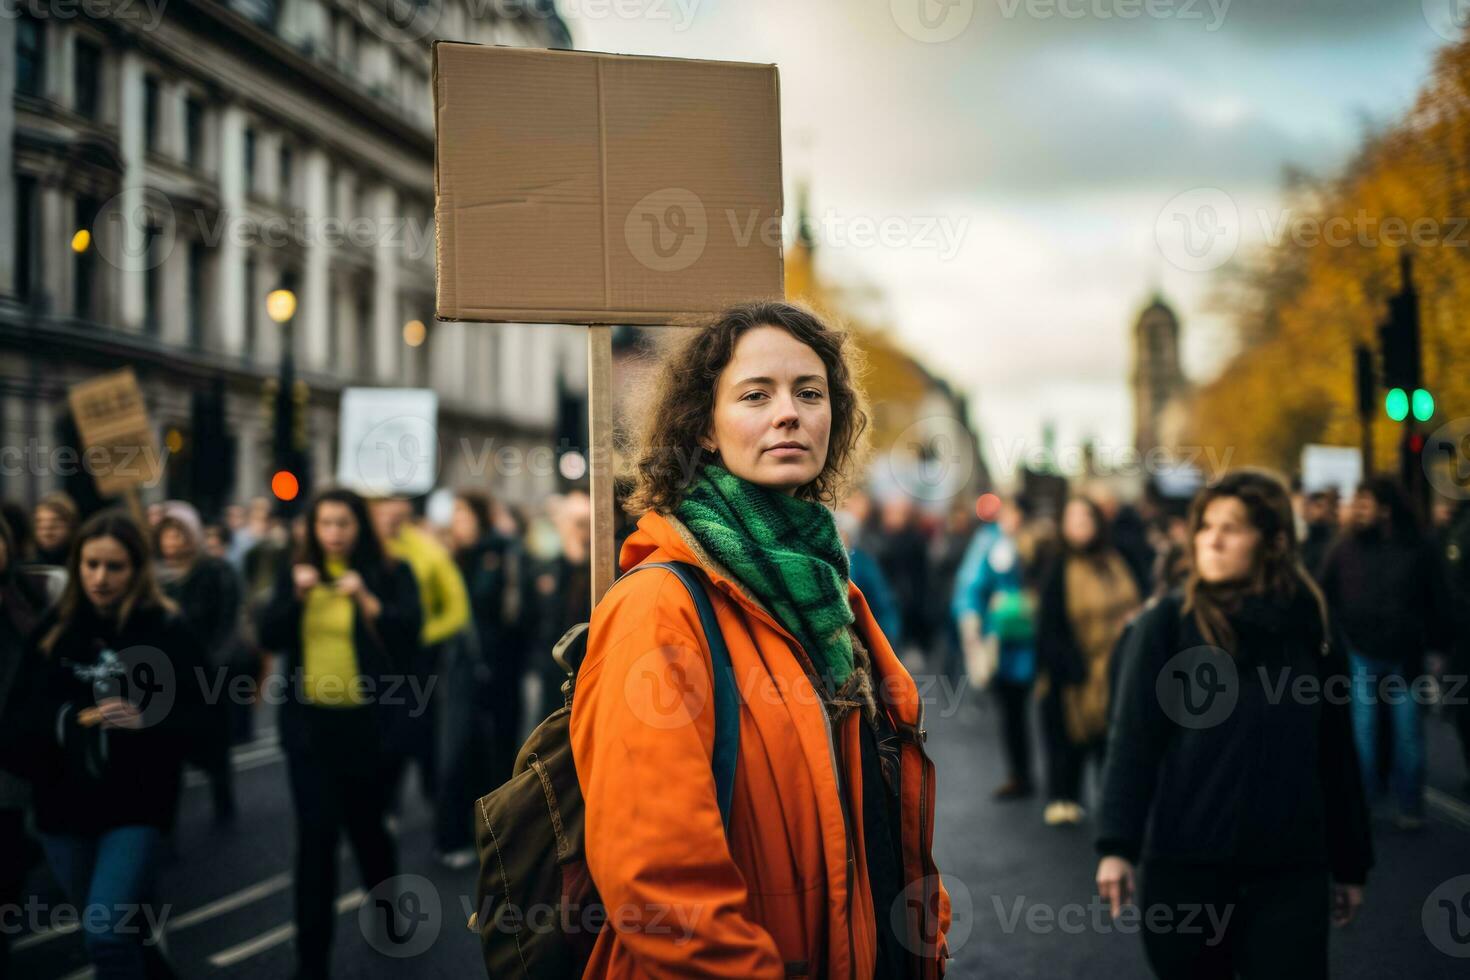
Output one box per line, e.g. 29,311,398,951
625,300,869,515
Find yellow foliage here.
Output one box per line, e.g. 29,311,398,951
1188,38,1470,475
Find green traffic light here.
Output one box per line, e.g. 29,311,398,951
1412,388,1434,422
1385,387,1409,422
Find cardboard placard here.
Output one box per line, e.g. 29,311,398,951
433,43,785,324
66,369,161,497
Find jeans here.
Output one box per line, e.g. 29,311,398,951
1349,653,1425,817
992,678,1034,789
39,826,163,980
434,634,496,853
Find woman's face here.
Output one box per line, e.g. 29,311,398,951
158,524,193,564
1194,496,1262,585
33,505,70,551
1061,500,1098,551
314,502,360,561
80,536,135,612
450,499,481,549
704,325,832,495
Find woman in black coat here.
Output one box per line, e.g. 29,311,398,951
256,487,422,980
2,511,203,980
1095,469,1372,980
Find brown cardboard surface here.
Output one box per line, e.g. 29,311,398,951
433,43,784,325
67,369,162,497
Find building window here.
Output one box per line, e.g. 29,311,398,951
143,216,163,335
356,293,374,379
328,277,339,366
143,77,159,152
244,128,256,195
74,197,98,320
74,39,101,119
187,241,208,347
15,176,36,301
185,97,204,167
279,145,293,206
16,16,43,98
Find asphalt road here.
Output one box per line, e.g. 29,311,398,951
10,674,1470,978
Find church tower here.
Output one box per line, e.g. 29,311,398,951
1132,293,1189,456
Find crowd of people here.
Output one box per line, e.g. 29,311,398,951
0,457,1467,977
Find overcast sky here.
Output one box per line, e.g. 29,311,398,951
568,0,1450,476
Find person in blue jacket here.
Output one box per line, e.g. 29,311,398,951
953,495,1039,799
835,509,902,647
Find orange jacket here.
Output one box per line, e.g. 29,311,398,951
570,512,952,979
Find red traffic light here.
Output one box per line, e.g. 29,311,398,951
271,470,300,501
1408,433,1425,455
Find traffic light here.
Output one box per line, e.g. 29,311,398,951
1378,252,1421,393
1386,387,1409,422
1411,388,1434,423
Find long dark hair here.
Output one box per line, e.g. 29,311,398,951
0,513,42,637
1182,468,1327,653
297,488,387,581
40,511,174,655
626,300,870,514
1357,475,1421,542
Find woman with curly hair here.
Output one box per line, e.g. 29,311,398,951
570,300,951,979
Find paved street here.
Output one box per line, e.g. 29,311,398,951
11,673,1470,978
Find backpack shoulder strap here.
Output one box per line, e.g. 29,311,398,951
625,560,741,834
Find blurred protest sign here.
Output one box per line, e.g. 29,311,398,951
433,43,785,602
67,369,162,508
336,388,440,498
1300,444,1362,498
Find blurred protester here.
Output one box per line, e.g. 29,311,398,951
202,523,231,562
438,489,519,865
1319,477,1440,829
369,497,470,814
1436,498,1470,790
871,494,929,661
222,503,255,569
1036,496,1140,826
235,508,291,744
155,501,243,824
837,508,901,644
930,500,977,688
29,491,79,566
256,488,422,980
1097,469,1371,979
0,513,45,977
1,501,34,563
523,491,591,724
1298,489,1338,581
1,512,204,980
954,495,1040,800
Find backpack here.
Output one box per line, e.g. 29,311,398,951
469,561,740,978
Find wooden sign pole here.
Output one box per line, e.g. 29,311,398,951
587,324,615,609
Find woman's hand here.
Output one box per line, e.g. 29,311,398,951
1096,856,1135,919
1332,883,1363,926
337,572,382,621
292,564,320,597
94,697,144,731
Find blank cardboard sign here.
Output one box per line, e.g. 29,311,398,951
433,43,784,325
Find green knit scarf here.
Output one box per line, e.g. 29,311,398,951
674,463,855,688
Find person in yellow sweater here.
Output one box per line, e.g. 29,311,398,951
368,497,471,853
257,488,422,980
